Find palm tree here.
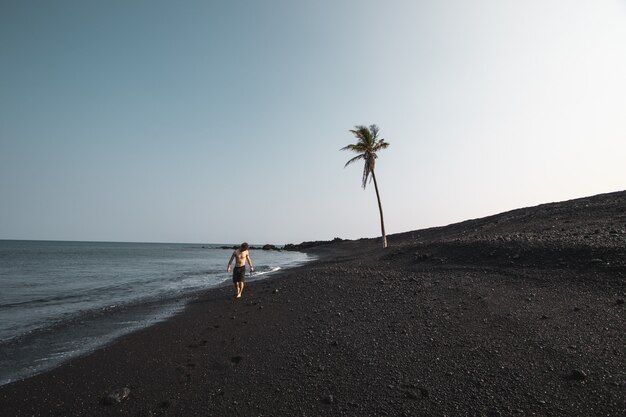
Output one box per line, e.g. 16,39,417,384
341,124,390,248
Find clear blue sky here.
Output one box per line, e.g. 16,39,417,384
1,1,625,244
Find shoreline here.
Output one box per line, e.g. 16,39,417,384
0,251,317,388
0,191,624,416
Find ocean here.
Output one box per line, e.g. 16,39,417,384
0,240,311,386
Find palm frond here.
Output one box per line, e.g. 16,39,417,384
344,154,365,168
350,125,373,146
369,124,379,139
340,143,367,153
362,155,375,188
372,139,389,152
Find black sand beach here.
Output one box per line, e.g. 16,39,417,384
1,191,624,416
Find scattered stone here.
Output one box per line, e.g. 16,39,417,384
273,289,279,294
322,395,334,404
230,355,243,364
616,299,625,305
159,400,171,408
404,387,428,400
569,369,588,380
100,387,131,405
404,390,420,400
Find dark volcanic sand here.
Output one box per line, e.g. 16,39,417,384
1,191,625,416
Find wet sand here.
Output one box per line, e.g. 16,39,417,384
1,191,624,416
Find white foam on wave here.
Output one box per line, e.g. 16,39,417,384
163,274,225,292
251,266,281,277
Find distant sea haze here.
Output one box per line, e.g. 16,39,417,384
0,240,311,385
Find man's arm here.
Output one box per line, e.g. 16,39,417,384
227,251,236,272
246,253,254,273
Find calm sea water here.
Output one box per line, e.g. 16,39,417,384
0,240,311,385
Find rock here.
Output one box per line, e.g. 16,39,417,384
404,390,420,400
569,369,588,380
616,299,625,305
262,244,279,251
284,238,346,251
322,394,334,404
414,253,432,262
230,355,243,364
404,387,428,400
101,387,131,405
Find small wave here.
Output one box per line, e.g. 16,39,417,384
251,266,281,277
162,270,227,292
0,298,49,308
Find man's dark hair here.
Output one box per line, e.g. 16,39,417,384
241,242,249,250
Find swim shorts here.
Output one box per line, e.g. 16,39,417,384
233,266,246,283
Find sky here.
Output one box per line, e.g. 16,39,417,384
1,0,625,244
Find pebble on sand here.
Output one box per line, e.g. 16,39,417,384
100,387,131,405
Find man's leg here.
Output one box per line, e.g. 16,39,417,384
239,281,245,297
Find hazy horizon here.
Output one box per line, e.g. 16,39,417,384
0,188,622,245
2,1,625,244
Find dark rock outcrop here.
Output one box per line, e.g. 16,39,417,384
284,237,346,251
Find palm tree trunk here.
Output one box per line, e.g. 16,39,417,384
371,170,388,248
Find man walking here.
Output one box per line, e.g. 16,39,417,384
227,242,254,298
